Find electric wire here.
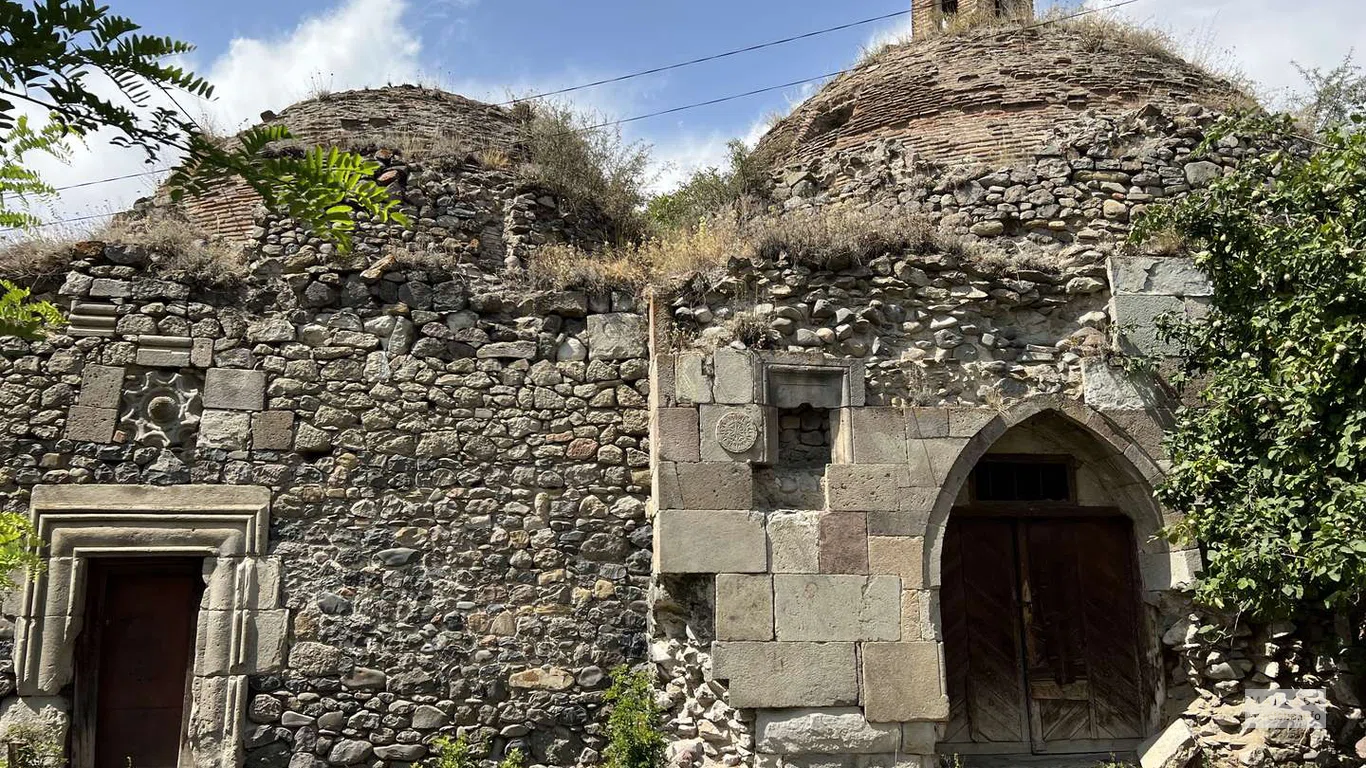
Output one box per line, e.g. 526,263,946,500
9,0,1150,233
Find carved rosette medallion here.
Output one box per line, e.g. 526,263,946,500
715,410,759,453
118,371,203,448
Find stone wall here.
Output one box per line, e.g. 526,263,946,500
0,187,652,766
647,103,1362,768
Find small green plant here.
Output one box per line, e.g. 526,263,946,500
1,724,64,768
498,747,525,768
603,665,666,768
426,735,478,768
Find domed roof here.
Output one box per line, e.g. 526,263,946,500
174,86,519,242
753,23,1247,171
257,85,519,154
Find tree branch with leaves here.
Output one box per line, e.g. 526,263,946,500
1135,112,1366,619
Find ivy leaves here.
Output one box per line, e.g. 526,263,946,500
1135,115,1366,618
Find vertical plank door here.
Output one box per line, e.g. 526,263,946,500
80,559,204,768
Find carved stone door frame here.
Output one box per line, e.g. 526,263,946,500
9,485,286,768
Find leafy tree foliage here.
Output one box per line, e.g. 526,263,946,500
1291,53,1366,136
646,139,763,231
0,116,72,230
0,278,62,339
0,0,408,248
1134,114,1366,618
603,665,666,768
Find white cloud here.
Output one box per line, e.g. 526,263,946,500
13,0,423,236
196,0,422,133
1079,0,1364,104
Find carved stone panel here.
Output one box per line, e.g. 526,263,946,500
117,371,203,448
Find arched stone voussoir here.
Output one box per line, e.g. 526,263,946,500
922,397,1170,589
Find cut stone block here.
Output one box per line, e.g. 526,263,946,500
1110,294,1210,357
827,465,910,512
901,723,938,755
773,574,900,641
244,608,289,673
655,462,752,510
713,348,756,404
716,574,773,641
676,352,712,404
252,411,295,451
66,406,115,443
756,708,901,754
868,536,924,587
204,368,266,411
1108,254,1212,297
652,354,676,406
867,490,938,537
1140,548,1203,592
848,407,909,463
1137,718,1198,768
907,408,949,439
947,408,999,438
655,510,766,573
587,313,647,360
861,642,948,723
1083,357,1162,411
135,346,191,368
711,641,859,708
910,439,970,486
901,590,926,641
700,404,772,462
89,278,130,298
200,409,251,450
77,364,125,409
191,337,214,367
766,365,852,408
477,341,537,359
656,407,701,463
768,511,821,573
819,511,868,574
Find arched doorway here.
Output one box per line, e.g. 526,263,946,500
936,411,1156,758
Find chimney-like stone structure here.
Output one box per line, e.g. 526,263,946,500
912,0,1035,36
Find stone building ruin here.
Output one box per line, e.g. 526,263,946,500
0,13,1359,768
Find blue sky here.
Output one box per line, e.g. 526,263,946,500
25,0,1366,229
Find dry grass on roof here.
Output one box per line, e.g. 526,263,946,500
0,211,248,287
856,9,1253,102
523,204,1049,292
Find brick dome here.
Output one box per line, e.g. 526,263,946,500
753,23,1247,172
175,86,519,242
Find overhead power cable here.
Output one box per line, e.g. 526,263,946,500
9,0,1147,233
491,8,914,107
35,9,918,197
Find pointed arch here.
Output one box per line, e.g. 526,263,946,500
921,396,1175,591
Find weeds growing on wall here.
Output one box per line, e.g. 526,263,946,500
515,100,653,242
0,724,64,768
1132,112,1366,618
425,735,526,768
603,666,666,768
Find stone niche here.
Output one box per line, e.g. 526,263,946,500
6,485,283,768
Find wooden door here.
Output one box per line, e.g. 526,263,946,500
76,559,204,768
941,515,1146,755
